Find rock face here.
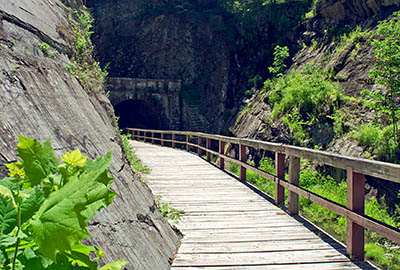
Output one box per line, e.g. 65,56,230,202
0,1,178,269
87,0,239,132
230,0,400,157
317,0,400,23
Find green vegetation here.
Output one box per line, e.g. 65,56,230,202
120,132,150,174
67,7,108,93
38,43,54,58
156,198,185,224
0,137,127,270
227,158,400,269
268,45,289,76
263,63,342,144
350,12,400,163
115,117,150,174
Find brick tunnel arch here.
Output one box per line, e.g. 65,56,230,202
114,99,162,131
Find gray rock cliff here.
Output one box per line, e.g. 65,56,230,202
0,1,179,269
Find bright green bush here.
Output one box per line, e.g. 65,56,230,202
0,137,127,270
263,63,342,144
352,124,400,162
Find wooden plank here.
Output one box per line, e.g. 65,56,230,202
172,251,353,266
132,141,369,269
171,262,364,269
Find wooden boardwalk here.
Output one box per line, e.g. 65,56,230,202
132,141,373,270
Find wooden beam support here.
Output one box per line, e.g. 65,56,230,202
288,156,300,215
161,133,164,146
275,152,285,206
239,144,246,182
186,135,190,151
198,137,202,156
219,140,225,170
172,134,176,148
151,132,154,144
206,138,211,162
347,168,365,261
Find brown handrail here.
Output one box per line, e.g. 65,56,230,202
127,128,400,261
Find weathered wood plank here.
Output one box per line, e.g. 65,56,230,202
132,141,372,269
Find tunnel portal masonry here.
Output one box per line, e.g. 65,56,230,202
107,77,182,130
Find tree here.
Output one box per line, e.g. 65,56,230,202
268,45,289,76
368,11,400,141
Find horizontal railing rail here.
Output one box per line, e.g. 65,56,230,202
127,127,400,262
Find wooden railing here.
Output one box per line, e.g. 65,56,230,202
127,128,400,261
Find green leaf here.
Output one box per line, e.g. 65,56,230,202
100,259,128,270
64,243,98,269
0,235,17,247
0,187,44,235
29,151,115,260
0,185,16,208
17,137,59,187
62,149,87,167
0,180,17,235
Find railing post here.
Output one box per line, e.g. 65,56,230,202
288,156,300,215
198,137,202,156
239,144,246,182
151,132,154,144
186,134,190,151
219,140,225,170
161,133,164,146
275,152,285,206
347,168,365,261
172,134,176,148
206,138,211,162
132,130,136,140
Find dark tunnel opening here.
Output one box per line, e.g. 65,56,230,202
114,99,162,131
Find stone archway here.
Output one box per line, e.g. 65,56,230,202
114,99,162,131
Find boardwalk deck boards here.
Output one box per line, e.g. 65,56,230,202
132,141,374,269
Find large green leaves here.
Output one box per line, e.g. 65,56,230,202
17,137,59,187
29,151,115,260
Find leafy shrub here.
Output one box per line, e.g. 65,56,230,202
369,11,400,141
352,124,400,162
0,137,127,269
244,90,253,99
264,63,342,144
67,7,108,93
268,45,289,76
121,133,150,174
157,201,185,224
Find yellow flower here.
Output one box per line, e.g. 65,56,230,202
5,161,24,177
62,149,87,167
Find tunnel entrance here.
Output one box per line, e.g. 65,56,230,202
114,99,162,131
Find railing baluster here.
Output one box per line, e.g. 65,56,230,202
151,132,154,144
198,137,202,156
239,144,246,182
288,156,300,215
206,138,211,162
161,133,164,146
275,152,285,206
172,133,176,148
219,140,225,170
347,168,365,260
186,134,189,151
